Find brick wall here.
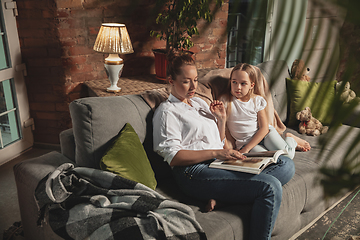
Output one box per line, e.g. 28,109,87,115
191,2,229,69
16,0,229,144
17,0,68,144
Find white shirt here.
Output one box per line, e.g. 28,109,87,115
226,95,267,150
153,94,224,165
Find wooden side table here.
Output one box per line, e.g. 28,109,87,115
84,75,168,97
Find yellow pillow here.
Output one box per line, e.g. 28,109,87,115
286,78,337,127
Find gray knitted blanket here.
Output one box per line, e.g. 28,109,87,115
35,163,207,240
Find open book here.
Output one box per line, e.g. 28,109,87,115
209,149,288,174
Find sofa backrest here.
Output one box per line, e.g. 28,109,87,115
257,60,289,122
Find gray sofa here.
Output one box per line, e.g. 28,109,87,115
14,60,360,240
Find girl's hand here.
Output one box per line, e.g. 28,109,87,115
217,149,246,161
239,147,250,154
210,100,226,121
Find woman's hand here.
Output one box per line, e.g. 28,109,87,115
210,100,226,122
217,149,246,161
170,149,246,167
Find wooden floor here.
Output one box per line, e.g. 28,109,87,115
0,147,57,236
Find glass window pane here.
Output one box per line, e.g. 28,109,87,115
0,111,19,147
227,0,267,67
0,3,10,70
0,34,10,70
0,81,5,112
0,79,20,149
0,80,14,111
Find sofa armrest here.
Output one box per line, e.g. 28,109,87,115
14,151,74,240
59,128,75,162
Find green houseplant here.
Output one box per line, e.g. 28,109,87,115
150,0,223,80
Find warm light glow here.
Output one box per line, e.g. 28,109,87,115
93,23,134,54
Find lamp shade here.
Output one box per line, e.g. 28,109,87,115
93,23,134,54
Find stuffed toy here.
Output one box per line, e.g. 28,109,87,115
296,107,328,136
335,81,356,103
290,59,310,82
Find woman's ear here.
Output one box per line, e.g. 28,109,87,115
168,76,174,85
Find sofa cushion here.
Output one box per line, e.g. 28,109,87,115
100,123,157,190
70,95,151,169
200,67,233,100
286,78,337,127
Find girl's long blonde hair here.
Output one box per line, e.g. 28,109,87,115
220,63,269,120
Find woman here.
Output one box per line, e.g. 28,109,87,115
152,52,295,240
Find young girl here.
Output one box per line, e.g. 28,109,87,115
221,63,311,158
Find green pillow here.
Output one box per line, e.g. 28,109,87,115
286,78,337,127
100,123,157,190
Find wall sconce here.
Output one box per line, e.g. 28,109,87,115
93,23,134,92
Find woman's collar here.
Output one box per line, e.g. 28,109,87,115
168,94,194,107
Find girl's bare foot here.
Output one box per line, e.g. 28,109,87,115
205,199,217,212
286,132,311,152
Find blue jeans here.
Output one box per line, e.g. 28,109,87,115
172,155,295,240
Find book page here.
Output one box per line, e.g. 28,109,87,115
243,149,287,163
243,151,278,158
223,157,271,169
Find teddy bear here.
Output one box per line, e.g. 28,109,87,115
296,107,328,136
335,81,356,103
290,59,311,82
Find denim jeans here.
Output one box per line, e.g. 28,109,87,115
172,155,295,240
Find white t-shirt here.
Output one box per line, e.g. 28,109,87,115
226,95,267,150
153,94,224,165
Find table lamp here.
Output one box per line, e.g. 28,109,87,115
93,23,134,92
